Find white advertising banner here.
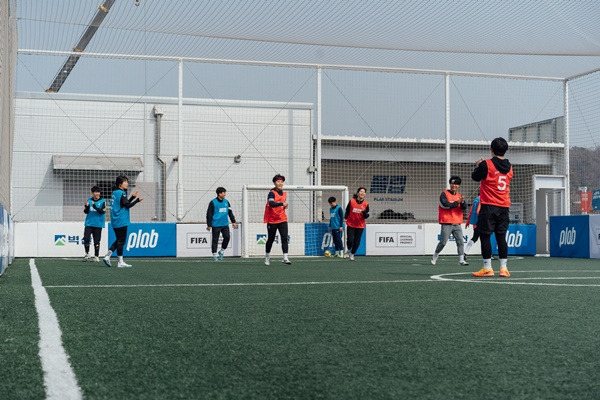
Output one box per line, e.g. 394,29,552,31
366,224,425,255
589,215,600,259
424,223,473,256
245,222,306,256
177,224,241,257
15,222,109,257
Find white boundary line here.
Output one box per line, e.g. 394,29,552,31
431,270,600,287
44,279,439,289
30,259,83,400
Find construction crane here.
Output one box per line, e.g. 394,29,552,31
46,0,117,92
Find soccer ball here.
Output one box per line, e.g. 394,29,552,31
324,250,332,258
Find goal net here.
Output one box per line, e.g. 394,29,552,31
242,185,349,258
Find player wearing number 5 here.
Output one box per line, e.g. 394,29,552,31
471,137,513,278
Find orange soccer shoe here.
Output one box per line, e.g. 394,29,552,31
472,268,494,277
499,268,511,278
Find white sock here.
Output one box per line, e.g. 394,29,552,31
105,250,112,258
464,240,474,254
459,254,465,263
483,259,492,270
265,252,270,259
213,253,217,256
283,253,289,260
118,256,124,263
500,258,508,268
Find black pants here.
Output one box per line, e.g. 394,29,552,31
211,226,231,253
266,222,289,253
346,227,364,255
477,205,509,259
331,229,344,251
83,226,102,256
109,226,128,257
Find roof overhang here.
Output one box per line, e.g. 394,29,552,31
52,155,143,172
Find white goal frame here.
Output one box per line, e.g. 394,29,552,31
242,185,350,258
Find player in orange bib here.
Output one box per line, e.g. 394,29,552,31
431,176,469,266
471,137,513,278
263,174,291,265
344,187,369,261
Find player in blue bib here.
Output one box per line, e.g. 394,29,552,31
206,187,237,261
103,176,143,268
328,196,345,258
83,186,106,262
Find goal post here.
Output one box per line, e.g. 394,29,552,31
242,185,349,258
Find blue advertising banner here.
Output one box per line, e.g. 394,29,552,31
304,223,365,256
489,224,536,256
549,215,590,258
108,222,177,257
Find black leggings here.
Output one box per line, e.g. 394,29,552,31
83,226,102,256
109,226,128,257
266,222,289,253
480,232,508,259
211,226,231,253
346,227,364,255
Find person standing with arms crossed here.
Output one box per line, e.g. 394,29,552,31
471,137,513,277
344,187,369,261
103,176,143,268
431,176,469,266
264,174,291,265
83,185,106,262
206,187,237,262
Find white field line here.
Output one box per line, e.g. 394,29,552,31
44,279,439,289
30,259,83,400
431,270,600,287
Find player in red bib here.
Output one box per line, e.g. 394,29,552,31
344,187,369,261
431,176,469,266
471,137,513,278
263,174,291,265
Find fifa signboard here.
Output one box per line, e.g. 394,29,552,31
489,224,536,256
108,222,176,257
549,215,589,258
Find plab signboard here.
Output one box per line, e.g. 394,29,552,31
108,222,176,257
549,215,589,258
490,224,536,256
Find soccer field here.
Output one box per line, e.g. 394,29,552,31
2,256,600,399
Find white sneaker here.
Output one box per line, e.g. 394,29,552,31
264,258,270,266
103,257,112,267
117,262,132,268
431,254,439,265
459,260,469,266
93,257,100,262
349,253,355,261
83,254,91,262
282,259,292,265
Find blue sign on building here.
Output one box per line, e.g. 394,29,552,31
549,215,589,258
489,224,536,256
108,222,177,257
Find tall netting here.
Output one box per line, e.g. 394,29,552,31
12,53,569,229
566,71,600,215
0,0,16,212
321,69,565,224
13,55,318,224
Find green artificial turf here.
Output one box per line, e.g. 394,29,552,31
4,256,600,399
0,259,45,400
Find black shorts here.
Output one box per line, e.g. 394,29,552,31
476,204,510,235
